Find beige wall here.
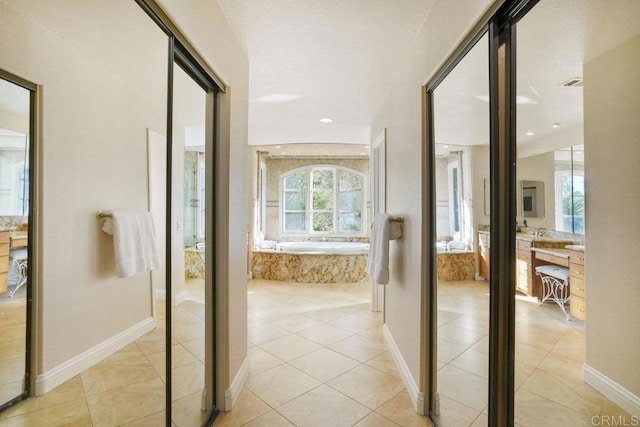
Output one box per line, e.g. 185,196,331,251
156,0,250,406
370,0,494,394
516,151,556,229
584,34,640,398
0,1,167,372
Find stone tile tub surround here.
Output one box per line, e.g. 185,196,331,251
252,250,368,283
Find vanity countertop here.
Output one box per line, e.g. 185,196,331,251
565,244,585,252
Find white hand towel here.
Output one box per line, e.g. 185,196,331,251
366,213,402,285
108,211,160,278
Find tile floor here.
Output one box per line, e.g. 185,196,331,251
0,285,27,406
216,278,431,427
435,279,632,427
0,277,633,426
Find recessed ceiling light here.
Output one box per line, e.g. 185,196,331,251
320,118,333,123
276,145,282,148
552,123,560,128
475,95,537,104
443,145,449,148
281,152,287,155
365,146,370,149
526,131,535,136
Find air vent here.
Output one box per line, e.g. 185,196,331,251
560,77,583,87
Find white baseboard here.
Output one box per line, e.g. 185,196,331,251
34,317,156,396
224,357,250,411
154,289,166,300
583,363,640,417
383,324,425,415
174,290,186,306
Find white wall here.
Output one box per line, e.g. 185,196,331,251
370,0,494,403
584,34,640,404
156,0,250,407
0,0,167,377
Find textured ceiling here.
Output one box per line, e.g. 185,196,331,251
216,0,435,145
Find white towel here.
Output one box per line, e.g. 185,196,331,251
366,213,402,285
103,211,160,278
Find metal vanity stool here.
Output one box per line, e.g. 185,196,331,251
535,264,571,320
8,248,28,298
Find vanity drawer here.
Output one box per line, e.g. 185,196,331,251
0,272,6,293
479,233,490,247
517,249,531,262
517,239,532,251
535,251,569,267
0,256,8,273
0,243,9,257
0,232,9,244
571,263,585,279
570,277,586,299
570,296,586,321
569,250,585,265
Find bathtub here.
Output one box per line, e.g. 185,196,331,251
252,241,370,283
278,241,369,254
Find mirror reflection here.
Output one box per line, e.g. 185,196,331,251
0,76,30,407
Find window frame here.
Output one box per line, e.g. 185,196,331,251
280,165,367,237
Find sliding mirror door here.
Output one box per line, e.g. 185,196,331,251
430,33,491,425
0,72,33,409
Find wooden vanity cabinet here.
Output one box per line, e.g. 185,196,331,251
569,249,586,321
516,238,534,297
478,232,490,280
0,231,9,293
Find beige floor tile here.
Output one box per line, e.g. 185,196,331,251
246,364,321,408
249,347,285,375
271,314,325,333
172,321,204,344
0,375,85,420
353,412,400,427
290,348,359,382
86,377,165,426
243,410,295,427
536,351,584,382
329,312,382,333
514,388,592,426
520,369,604,417
171,391,209,427
437,365,488,411
365,351,401,378
80,354,159,395
0,381,23,407
0,357,24,387
0,338,25,361
438,324,486,347
376,390,433,427
145,344,199,380
248,323,291,346
437,339,470,364
449,349,488,379
212,388,271,426
470,413,488,426
357,326,385,342
0,398,92,427
600,398,633,418
445,314,489,333
329,334,387,363
432,394,479,427
121,411,165,426
135,327,168,355
105,342,144,363
277,384,371,427
515,342,549,370
172,306,203,326
328,364,405,410
296,323,354,346
181,338,205,362
468,336,489,354
260,335,322,362
171,361,204,402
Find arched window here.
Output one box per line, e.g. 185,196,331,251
281,166,366,235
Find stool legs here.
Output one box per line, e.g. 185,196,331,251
537,273,571,320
